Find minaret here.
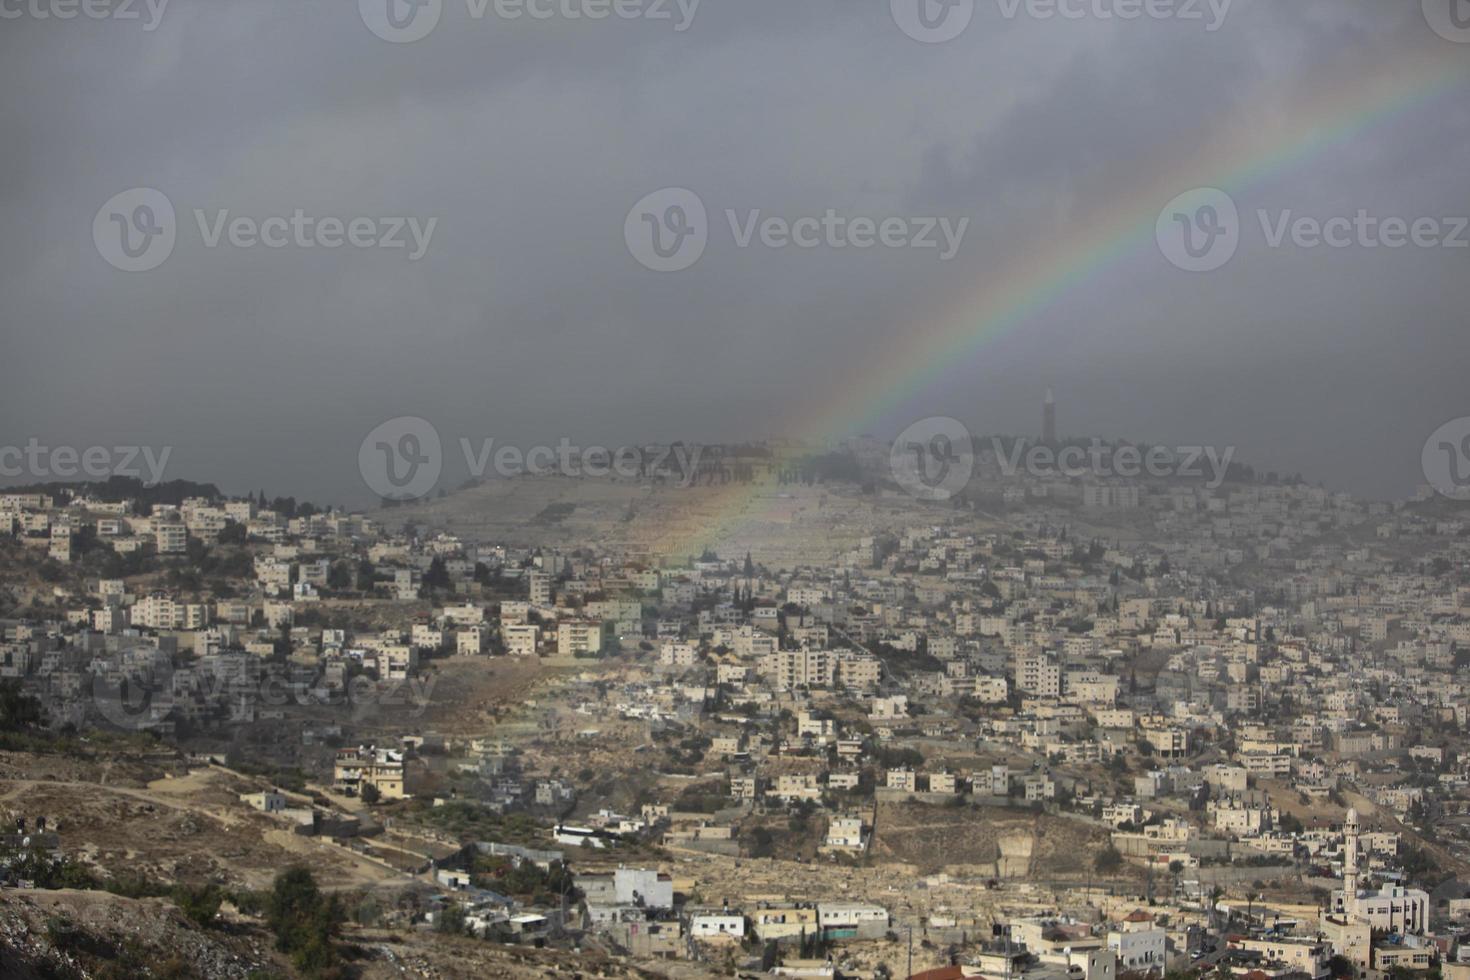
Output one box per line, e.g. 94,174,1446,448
1043,388,1056,445
1343,807,1360,903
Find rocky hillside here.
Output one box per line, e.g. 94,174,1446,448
0,888,278,979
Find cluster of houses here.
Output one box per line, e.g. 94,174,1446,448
7,454,1470,975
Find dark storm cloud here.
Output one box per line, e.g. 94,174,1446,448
1,0,1466,504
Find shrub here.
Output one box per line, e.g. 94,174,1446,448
1094,846,1124,873
265,867,344,979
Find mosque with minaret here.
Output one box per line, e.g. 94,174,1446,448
1329,806,1429,936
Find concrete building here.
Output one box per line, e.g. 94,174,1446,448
1331,808,1429,935
333,745,407,800
1108,912,1166,976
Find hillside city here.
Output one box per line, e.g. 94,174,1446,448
3,407,1470,980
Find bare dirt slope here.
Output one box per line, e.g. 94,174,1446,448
0,888,726,979
0,752,400,891
871,803,1121,880
0,887,281,979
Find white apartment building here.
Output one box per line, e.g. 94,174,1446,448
836,653,881,690
505,624,539,656
528,571,552,605
660,642,697,666
154,516,187,554
557,620,611,657
333,745,407,799
760,648,835,689
457,625,489,655
411,624,444,649
1018,654,1061,697
817,902,889,938
691,913,745,939
1107,923,1165,975
1340,884,1430,936
771,774,821,802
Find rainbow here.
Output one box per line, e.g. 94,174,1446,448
657,40,1470,563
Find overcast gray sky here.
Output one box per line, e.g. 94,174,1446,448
2,0,1467,506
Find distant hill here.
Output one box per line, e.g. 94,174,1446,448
4,476,224,509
